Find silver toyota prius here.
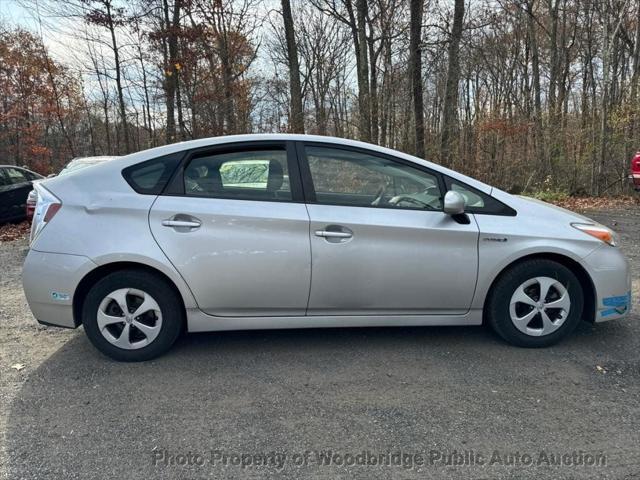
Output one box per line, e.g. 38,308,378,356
22,134,631,361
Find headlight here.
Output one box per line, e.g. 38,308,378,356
571,223,618,246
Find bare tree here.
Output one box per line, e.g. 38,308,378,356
83,0,132,153
158,0,183,143
9,0,640,196
281,0,304,133
310,0,371,141
409,0,424,157
440,0,464,166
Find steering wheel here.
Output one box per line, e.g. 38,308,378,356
388,195,435,210
371,184,387,206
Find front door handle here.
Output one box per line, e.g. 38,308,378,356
162,215,202,230
314,225,354,243
162,220,201,228
314,230,352,239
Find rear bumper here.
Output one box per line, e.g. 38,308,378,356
22,249,97,328
582,245,632,322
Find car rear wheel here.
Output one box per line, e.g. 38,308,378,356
487,259,584,347
82,270,183,361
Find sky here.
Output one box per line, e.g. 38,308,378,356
0,0,297,122
1,0,34,25
0,0,75,62
0,0,281,68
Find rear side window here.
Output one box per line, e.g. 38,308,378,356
122,153,182,195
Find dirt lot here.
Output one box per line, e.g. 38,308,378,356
1,208,639,479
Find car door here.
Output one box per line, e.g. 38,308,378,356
0,168,12,223
149,141,311,317
0,167,31,223
298,143,479,316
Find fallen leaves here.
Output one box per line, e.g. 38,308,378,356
0,221,30,242
550,195,640,211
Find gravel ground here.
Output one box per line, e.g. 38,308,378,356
1,208,639,479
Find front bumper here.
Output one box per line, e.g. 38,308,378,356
22,249,97,328
582,244,632,322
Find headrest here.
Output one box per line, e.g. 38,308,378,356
266,159,284,192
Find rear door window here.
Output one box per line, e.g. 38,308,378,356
5,168,28,185
183,149,292,201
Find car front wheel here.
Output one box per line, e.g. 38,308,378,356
487,259,584,347
82,270,183,361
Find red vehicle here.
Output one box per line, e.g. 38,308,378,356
631,152,640,191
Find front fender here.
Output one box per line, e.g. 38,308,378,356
472,236,600,311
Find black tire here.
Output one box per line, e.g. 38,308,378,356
486,259,584,347
82,269,184,361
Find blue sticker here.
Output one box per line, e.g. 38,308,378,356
601,306,627,317
603,294,629,307
51,292,70,301
600,291,631,317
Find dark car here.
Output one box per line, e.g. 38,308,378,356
0,166,44,225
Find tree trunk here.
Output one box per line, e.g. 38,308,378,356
281,0,305,133
440,0,464,167
547,0,559,118
409,0,424,158
162,0,181,143
354,0,371,142
526,0,544,178
598,0,626,194
368,35,380,144
176,73,187,139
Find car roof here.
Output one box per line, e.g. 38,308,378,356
0,165,43,176
119,134,494,194
0,165,38,170
42,134,495,195
67,156,120,164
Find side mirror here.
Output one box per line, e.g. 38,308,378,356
443,190,465,215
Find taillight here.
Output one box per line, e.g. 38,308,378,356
43,203,62,222
30,184,62,244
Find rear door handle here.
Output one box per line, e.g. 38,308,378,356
314,230,352,238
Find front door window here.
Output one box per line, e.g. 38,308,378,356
305,146,442,210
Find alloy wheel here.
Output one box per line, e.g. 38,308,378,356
97,288,163,350
508,276,571,337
